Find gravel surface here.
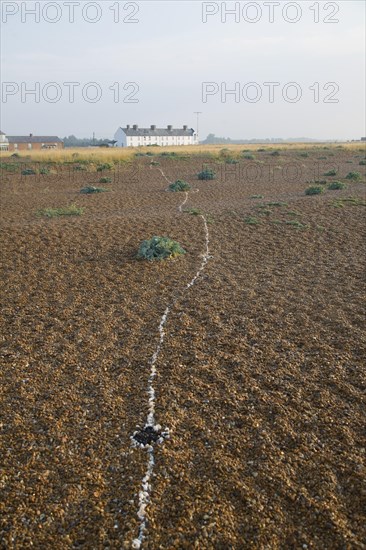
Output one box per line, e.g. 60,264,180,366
1,149,365,549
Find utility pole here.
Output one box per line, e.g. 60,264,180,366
193,111,202,143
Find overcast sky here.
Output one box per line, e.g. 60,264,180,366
1,0,365,140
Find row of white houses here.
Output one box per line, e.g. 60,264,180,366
114,125,198,147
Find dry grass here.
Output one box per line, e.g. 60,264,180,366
1,142,364,164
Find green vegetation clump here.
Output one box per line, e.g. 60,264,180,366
198,168,216,180
332,197,366,208
345,171,362,180
299,152,309,158
243,154,255,160
184,207,202,216
22,168,36,176
99,177,112,184
327,181,347,190
225,158,239,164
74,164,88,171
150,161,159,166
137,236,186,261
97,163,113,171
160,152,177,158
168,180,191,192
39,167,50,175
323,169,337,176
0,162,18,172
244,216,260,225
250,194,264,199
37,204,84,218
266,201,288,207
359,160,366,165
270,151,280,157
305,186,324,196
285,220,307,229
80,186,108,194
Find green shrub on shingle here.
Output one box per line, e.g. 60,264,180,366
305,186,324,196
198,168,216,180
327,181,347,190
345,171,362,180
168,180,191,192
137,236,186,261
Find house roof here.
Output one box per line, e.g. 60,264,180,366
0,131,5,136
7,136,63,143
121,127,195,137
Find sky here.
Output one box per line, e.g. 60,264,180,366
0,0,365,140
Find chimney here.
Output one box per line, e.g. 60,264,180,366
29,133,33,137
151,125,156,130
167,125,172,131
126,125,130,130
133,124,138,130
183,125,188,131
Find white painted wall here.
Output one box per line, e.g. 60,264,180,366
114,128,198,147
114,128,127,147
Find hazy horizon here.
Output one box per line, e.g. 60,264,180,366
1,1,365,141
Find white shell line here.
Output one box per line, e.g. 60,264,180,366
132,163,211,549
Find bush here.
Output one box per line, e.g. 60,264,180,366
305,186,324,196
328,181,347,190
37,204,84,218
285,220,307,229
80,186,108,194
323,169,337,176
359,160,366,166
225,158,239,164
243,154,255,160
160,152,177,158
270,151,280,157
299,152,309,158
198,168,216,180
39,167,50,175
244,216,260,225
0,162,18,172
150,161,159,166
99,177,112,184
168,180,191,192
97,163,113,171
345,171,361,180
74,164,87,171
137,236,186,261
184,207,202,216
22,168,36,175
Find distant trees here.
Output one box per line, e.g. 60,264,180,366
201,134,319,145
63,135,114,147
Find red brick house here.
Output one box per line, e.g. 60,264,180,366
0,131,64,151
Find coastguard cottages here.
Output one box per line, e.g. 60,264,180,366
114,125,198,147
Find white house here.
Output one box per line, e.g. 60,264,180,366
114,125,198,147
0,131,9,151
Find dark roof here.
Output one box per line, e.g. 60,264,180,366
7,136,63,143
121,127,195,137
0,131,5,136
